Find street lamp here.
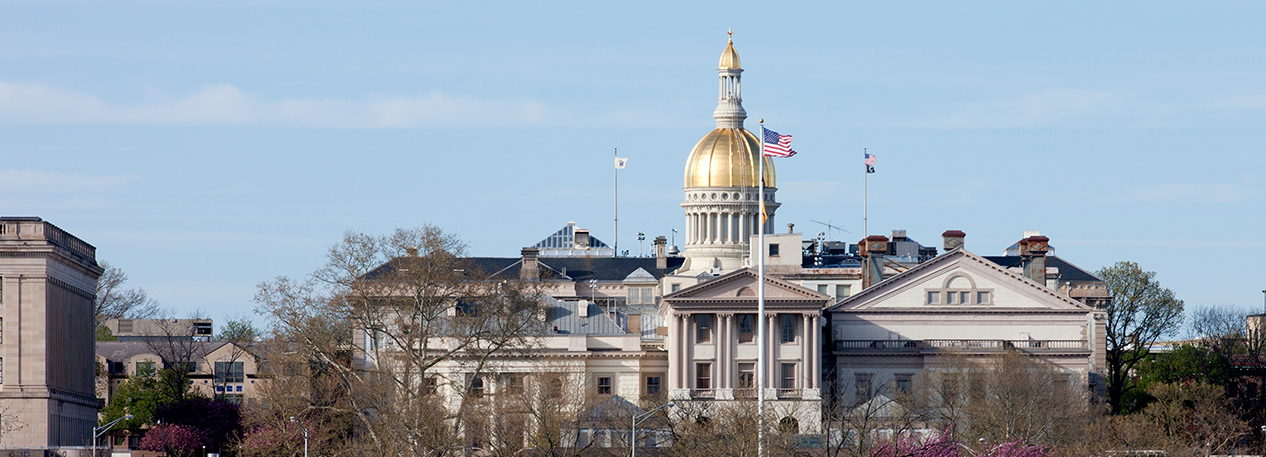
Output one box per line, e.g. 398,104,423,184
631,402,673,457
289,416,308,457
92,413,133,457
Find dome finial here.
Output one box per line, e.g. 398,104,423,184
728,28,733,42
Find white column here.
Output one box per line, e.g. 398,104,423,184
811,314,821,389
802,314,811,389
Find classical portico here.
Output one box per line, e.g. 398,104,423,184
663,268,829,432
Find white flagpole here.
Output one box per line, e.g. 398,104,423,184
757,120,766,457
863,148,868,238
614,147,619,257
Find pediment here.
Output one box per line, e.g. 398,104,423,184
827,249,1091,313
665,267,829,303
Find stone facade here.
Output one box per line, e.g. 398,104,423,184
0,217,103,448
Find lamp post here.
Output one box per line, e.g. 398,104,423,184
289,416,308,457
92,413,133,457
631,402,673,457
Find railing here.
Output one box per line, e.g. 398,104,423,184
776,388,802,399
733,388,758,399
833,339,1088,351
689,388,716,399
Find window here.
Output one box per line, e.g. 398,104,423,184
769,243,780,256
597,376,612,395
504,375,521,395
895,374,912,393
224,394,244,405
738,314,755,343
836,284,851,298
817,284,828,294
470,377,485,398
926,275,991,306
646,376,661,395
960,291,971,304
854,373,873,405
0,276,4,304
215,362,244,383
172,361,196,373
977,291,991,304
696,314,713,343
671,283,681,293
424,377,438,395
695,363,712,389
136,361,156,375
780,363,796,389
780,314,796,343
627,286,654,305
946,292,956,304
927,291,940,304
456,300,478,316
737,363,755,388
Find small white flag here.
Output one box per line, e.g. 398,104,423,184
614,157,628,169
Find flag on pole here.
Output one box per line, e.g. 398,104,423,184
864,150,876,173
762,128,796,158
614,157,628,169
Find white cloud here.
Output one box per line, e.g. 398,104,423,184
0,81,560,128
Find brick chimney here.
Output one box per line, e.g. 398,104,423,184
654,236,667,271
520,247,540,281
1019,235,1049,285
942,230,966,251
862,235,889,289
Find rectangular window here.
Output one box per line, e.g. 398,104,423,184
696,314,713,343
627,287,654,305
836,284,851,298
470,377,485,398
695,363,712,389
738,314,754,343
424,377,438,395
895,374,913,393
977,291,991,304
780,363,796,389
0,276,4,304
136,361,156,375
769,243,780,256
817,284,828,294
737,363,755,388
646,376,661,395
927,291,940,304
946,291,956,305
597,376,612,395
854,373,873,405
671,283,681,293
780,314,796,343
215,361,245,383
960,291,971,304
504,375,521,395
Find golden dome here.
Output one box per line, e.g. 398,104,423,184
719,36,741,70
684,128,775,188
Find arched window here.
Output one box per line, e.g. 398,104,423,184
925,274,992,305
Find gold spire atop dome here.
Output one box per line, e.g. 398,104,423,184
719,30,741,70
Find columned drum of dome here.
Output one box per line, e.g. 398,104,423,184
677,33,780,276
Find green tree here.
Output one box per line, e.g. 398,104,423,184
1097,261,1184,414
100,364,164,431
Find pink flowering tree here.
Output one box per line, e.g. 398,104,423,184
870,428,1051,457
139,423,210,457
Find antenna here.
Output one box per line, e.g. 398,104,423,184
810,219,851,241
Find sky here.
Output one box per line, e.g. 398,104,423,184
3,1,1264,328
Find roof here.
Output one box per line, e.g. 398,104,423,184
474,256,684,282
546,297,629,336
982,255,1102,282
96,340,228,361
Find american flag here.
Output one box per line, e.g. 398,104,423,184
864,152,877,165
762,128,796,158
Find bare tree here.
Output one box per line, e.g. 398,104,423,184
213,317,260,401
94,260,162,337
254,226,549,456
144,314,213,403
1097,261,1185,414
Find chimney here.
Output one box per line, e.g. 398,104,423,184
862,235,889,289
654,236,668,271
520,247,540,281
942,230,965,251
1020,235,1049,285
573,229,591,249
627,314,642,335
788,223,795,234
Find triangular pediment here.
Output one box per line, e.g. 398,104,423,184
665,268,829,307
827,249,1091,313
